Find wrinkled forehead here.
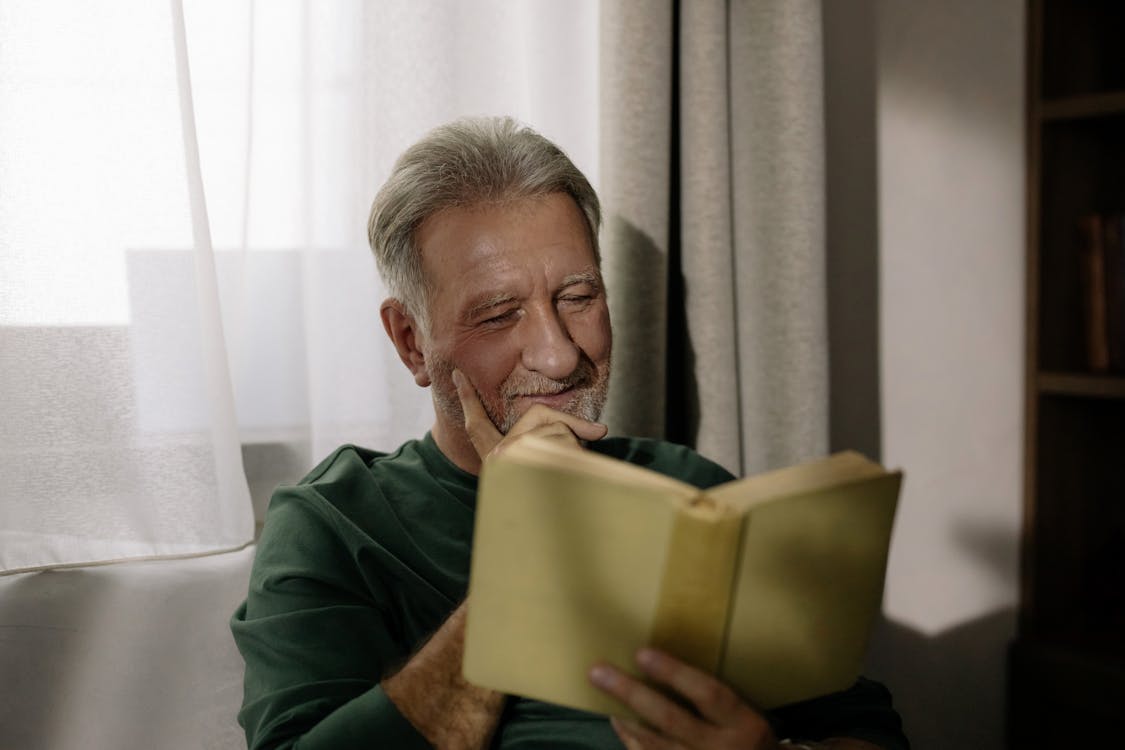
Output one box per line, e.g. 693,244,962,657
415,194,597,297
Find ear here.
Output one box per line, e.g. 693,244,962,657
380,299,431,387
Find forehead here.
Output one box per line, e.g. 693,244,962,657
415,193,597,301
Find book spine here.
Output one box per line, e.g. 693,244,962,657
1078,214,1110,373
1105,212,1125,373
648,507,743,674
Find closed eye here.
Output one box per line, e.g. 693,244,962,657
557,294,595,308
480,309,519,326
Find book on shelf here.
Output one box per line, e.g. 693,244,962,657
463,436,902,716
1105,213,1125,372
1079,212,1125,373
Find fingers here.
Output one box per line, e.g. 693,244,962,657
563,412,609,442
633,649,746,726
507,420,583,450
591,650,776,750
453,369,502,459
506,403,608,443
590,663,708,747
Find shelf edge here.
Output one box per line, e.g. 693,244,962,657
1040,92,1125,121
1037,371,1125,399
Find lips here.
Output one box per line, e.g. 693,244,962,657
512,387,577,409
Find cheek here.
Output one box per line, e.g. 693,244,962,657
571,304,612,361
450,335,521,401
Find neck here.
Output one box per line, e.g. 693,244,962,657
431,415,483,476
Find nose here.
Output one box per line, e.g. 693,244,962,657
520,306,580,379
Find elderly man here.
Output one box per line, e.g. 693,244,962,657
231,117,908,750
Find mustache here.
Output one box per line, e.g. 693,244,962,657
501,360,597,400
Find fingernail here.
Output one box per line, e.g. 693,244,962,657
451,369,463,388
636,648,658,669
589,664,616,689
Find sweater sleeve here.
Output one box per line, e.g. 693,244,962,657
767,677,910,750
230,486,432,750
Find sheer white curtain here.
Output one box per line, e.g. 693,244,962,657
0,0,253,573
0,0,599,574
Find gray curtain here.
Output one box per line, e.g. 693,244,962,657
600,0,828,476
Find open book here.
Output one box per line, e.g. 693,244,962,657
462,437,902,715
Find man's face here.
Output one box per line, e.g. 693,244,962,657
415,192,611,434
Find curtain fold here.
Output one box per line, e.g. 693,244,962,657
600,0,829,475
727,0,828,474
679,0,742,470
0,0,601,574
598,0,674,440
0,0,255,574
171,0,256,547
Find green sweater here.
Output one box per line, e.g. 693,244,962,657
231,434,908,750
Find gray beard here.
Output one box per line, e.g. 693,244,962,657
430,355,610,435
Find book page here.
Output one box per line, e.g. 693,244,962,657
719,472,901,708
707,451,887,513
464,443,694,716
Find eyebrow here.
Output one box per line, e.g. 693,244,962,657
464,291,519,321
557,269,603,293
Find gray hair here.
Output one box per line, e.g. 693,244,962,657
367,116,600,330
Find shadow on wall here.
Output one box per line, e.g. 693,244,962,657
665,246,702,449
863,495,1022,749
867,607,1017,750
823,3,1024,746
823,0,881,463
603,215,703,441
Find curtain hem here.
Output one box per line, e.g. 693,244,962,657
0,538,255,578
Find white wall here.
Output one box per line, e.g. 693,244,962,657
826,1,1025,748
877,0,1025,638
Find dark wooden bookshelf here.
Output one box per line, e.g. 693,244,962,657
1037,372,1125,399
1011,1,1125,747
1039,91,1125,121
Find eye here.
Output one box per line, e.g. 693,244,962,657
480,309,518,327
558,294,595,309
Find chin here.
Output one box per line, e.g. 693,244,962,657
498,387,607,435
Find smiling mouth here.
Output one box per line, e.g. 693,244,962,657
513,387,577,406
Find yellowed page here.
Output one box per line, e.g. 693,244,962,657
707,451,887,513
648,505,743,672
463,439,698,715
719,472,901,708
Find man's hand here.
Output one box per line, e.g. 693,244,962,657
453,369,607,460
589,648,779,750
590,649,885,750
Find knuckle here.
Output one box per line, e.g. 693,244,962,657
693,681,717,707
652,702,689,734
650,702,676,729
731,709,769,741
702,681,733,711
525,403,551,420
